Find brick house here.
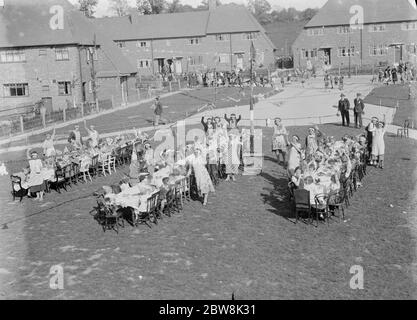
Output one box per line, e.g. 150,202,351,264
292,0,417,72
92,3,277,76
0,0,137,114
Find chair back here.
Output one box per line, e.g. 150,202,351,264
294,189,310,208
314,193,329,207
328,190,345,206
63,164,72,179
146,191,160,212
91,155,99,168
72,163,80,177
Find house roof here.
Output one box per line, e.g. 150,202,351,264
92,4,273,43
306,0,417,28
0,0,136,76
0,0,96,47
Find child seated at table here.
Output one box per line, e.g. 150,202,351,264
302,175,321,205
328,174,340,194
291,167,304,188
159,177,171,213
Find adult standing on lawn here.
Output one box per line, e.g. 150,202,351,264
338,93,351,127
353,93,365,129
153,96,163,126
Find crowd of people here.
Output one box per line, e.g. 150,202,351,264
376,61,416,85
272,114,386,212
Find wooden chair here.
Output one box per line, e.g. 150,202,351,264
11,175,28,202
71,163,80,185
288,181,296,202
113,147,123,166
397,120,410,138
93,198,124,234
79,160,92,183
328,190,346,222
63,164,73,188
108,155,117,173
89,155,99,178
293,189,311,223
311,193,330,226
49,166,68,193
98,155,111,177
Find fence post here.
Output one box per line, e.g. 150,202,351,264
178,78,181,90
169,81,172,92
63,108,66,122
20,115,24,133
81,102,84,118
111,95,115,109
96,98,99,113
137,88,140,101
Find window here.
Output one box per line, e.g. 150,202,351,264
307,28,324,36
337,26,353,34
58,81,72,95
242,32,259,40
189,56,203,65
401,22,417,31
219,54,229,64
215,34,229,41
0,49,26,63
3,83,29,97
116,41,126,48
137,41,149,48
369,44,388,56
188,38,201,45
39,49,47,56
86,48,98,61
368,24,386,32
301,49,307,59
138,59,151,68
406,44,417,54
310,49,318,59
55,48,69,61
338,46,355,57
42,85,50,92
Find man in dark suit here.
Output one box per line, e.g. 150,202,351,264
354,93,365,128
338,93,350,127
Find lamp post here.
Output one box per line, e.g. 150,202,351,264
250,41,256,154
348,30,351,78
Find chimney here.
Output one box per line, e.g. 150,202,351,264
208,0,217,11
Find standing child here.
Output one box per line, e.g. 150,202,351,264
372,121,386,169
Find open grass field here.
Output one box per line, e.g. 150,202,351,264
364,84,416,127
0,123,416,299
0,86,276,151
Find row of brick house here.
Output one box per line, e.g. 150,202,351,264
92,2,277,76
0,0,277,116
292,0,417,72
0,0,137,115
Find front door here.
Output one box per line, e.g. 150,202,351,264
175,59,182,74
394,46,402,64
155,58,165,73
236,54,244,70
323,48,331,65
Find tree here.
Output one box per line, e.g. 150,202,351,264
136,0,153,14
247,0,272,25
78,0,98,17
166,0,181,13
136,0,167,14
109,0,132,17
196,0,222,11
300,8,318,21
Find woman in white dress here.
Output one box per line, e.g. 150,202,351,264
26,150,45,201
187,147,215,206
372,121,386,169
271,118,288,166
42,127,56,158
287,135,304,177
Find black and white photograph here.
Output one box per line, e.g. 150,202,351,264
0,0,416,306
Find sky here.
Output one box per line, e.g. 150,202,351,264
68,0,327,18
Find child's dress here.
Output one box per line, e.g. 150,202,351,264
372,128,385,158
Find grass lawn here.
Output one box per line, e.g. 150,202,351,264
0,86,276,151
364,84,416,127
0,124,416,299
